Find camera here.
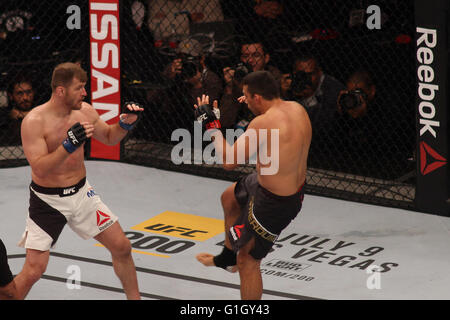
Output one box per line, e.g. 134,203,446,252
180,56,200,80
338,89,367,111
233,62,252,83
291,71,313,95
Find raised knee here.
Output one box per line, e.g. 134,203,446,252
220,190,230,208
221,187,239,214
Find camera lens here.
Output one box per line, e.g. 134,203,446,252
181,61,198,79
339,93,359,110
233,62,252,82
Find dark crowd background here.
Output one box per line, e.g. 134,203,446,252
0,0,417,210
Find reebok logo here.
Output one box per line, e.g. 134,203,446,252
420,141,447,175
230,224,244,241
234,224,244,238
416,27,440,138
96,210,111,226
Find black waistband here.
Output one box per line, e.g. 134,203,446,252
258,182,305,201
30,177,86,197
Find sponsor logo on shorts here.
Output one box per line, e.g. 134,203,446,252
96,210,113,231
230,224,244,241
87,188,96,198
63,187,76,195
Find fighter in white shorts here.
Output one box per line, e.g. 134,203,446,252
19,178,118,251
13,62,142,300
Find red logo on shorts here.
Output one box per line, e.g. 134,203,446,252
96,210,111,226
420,141,447,175
233,224,244,239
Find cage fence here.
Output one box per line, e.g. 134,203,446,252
0,0,417,210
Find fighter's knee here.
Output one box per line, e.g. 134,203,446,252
221,185,239,214
111,236,132,258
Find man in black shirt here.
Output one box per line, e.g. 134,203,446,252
0,239,18,300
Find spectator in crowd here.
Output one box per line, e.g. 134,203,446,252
220,0,284,38
240,40,281,78
0,3,35,60
325,70,401,178
277,61,293,100
219,39,281,130
253,0,283,19
163,38,223,104
159,38,222,133
290,53,345,136
0,75,35,146
337,70,375,120
147,0,224,41
7,75,35,115
219,64,251,130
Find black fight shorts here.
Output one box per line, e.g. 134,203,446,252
0,239,14,287
228,172,305,260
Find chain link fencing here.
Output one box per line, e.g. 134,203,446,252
0,0,417,210
121,0,416,210
0,0,89,167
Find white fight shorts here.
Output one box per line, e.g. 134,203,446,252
18,177,118,251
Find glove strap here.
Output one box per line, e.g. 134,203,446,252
62,138,77,153
119,115,135,131
206,120,221,130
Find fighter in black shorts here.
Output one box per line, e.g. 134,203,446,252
229,172,304,260
195,71,312,300
0,239,18,299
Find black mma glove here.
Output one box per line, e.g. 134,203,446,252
119,101,143,131
62,122,87,153
195,103,221,130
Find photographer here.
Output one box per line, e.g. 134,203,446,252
291,53,344,134
328,70,395,178
219,39,281,130
337,71,375,120
160,39,222,134
219,62,252,129
162,38,222,104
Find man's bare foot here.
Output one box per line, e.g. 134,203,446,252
196,253,238,273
